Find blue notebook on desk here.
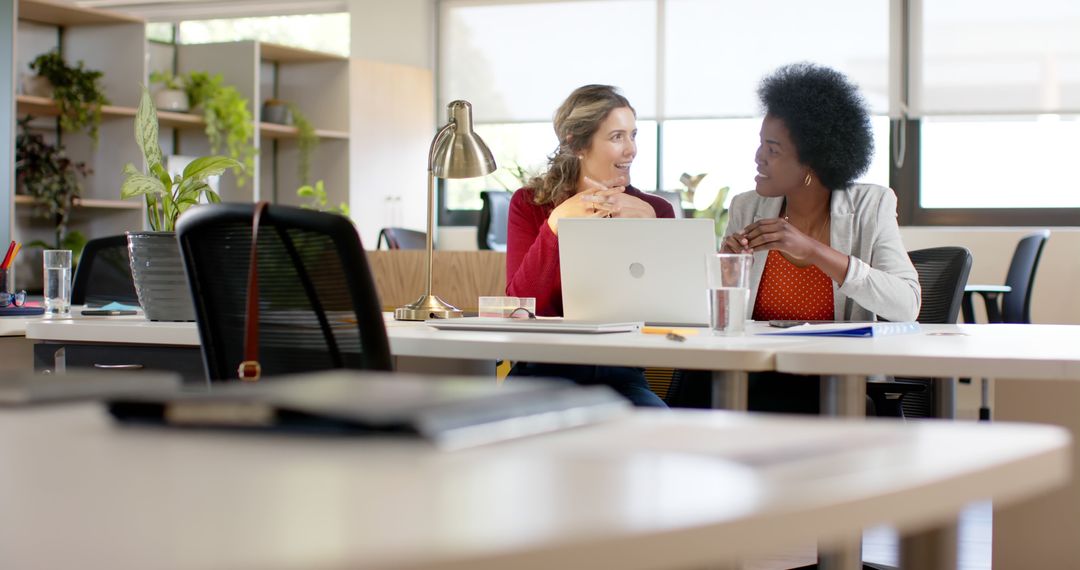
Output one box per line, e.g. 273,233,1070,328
0,306,44,316
760,322,921,338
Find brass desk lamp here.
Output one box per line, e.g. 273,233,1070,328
394,100,496,321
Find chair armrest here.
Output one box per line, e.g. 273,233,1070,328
962,286,1011,323
965,284,1012,294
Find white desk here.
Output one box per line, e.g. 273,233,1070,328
0,316,40,372
774,323,1080,568
0,405,1067,570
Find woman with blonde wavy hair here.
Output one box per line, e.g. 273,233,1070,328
504,84,673,407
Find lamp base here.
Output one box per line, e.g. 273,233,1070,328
394,294,464,321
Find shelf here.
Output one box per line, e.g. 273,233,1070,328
15,195,142,210
259,122,348,141
16,95,206,129
16,94,137,120
260,43,347,63
19,0,143,26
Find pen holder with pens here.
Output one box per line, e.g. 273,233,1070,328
0,267,7,297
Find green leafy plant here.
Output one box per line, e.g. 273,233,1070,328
15,117,89,255
289,103,318,185
29,50,110,143
298,180,348,217
183,71,255,186
149,69,184,91
121,87,241,232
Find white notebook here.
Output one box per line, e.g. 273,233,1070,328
425,317,642,334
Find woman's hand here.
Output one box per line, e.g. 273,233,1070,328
740,217,822,261
608,193,656,218
721,232,752,254
547,176,625,234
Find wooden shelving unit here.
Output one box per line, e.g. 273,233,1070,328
14,195,142,210
19,0,141,27
259,122,348,140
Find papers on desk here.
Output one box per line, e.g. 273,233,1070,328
426,317,642,334
760,321,921,338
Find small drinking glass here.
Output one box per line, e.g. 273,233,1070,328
705,253,752,335
43,249,72,318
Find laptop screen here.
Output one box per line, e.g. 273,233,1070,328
558,218,716,326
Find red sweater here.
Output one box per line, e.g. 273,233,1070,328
505,186,675,316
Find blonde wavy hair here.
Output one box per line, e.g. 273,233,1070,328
527,85,634,207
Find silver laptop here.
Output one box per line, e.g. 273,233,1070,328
559,218,716,326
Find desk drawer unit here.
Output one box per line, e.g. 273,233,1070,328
34,343,206,384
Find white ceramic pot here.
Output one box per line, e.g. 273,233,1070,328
154,89,189,112
21,74,53,98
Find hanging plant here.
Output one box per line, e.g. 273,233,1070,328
15,117,90,254
184,71,255,186
288,103,318,185
28,50,110,144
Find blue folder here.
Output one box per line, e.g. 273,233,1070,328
760,322,921,338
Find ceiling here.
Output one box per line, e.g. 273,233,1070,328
64,0,346,21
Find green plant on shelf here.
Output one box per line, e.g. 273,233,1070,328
29,50,110,143
121,86,241,232
15,117,89,256
183,71,255,186
298,180,348,217
148,69,184,91
289,103,319,185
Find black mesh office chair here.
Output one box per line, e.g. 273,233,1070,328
71,235,140,307
177,203,392,382
962,230,1049,324
477,190,512,251
869,246,973,418
377,227,426,250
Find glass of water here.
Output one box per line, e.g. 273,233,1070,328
43,249,72,319
706,253,752,334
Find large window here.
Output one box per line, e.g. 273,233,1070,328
915,0,1080,220
177,13,349,56
439,0,890,221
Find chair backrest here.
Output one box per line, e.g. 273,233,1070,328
71,234,140,307
1002,230,1050,324
477,190,512,251
377,227,426,250
650,190,685,218
908,246,973,324
177,203,392,382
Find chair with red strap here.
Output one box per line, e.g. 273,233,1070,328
177,202,392,382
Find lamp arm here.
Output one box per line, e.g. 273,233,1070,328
423,121,457,298
427,121,457,172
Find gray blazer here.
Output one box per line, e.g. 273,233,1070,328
724,184,921,322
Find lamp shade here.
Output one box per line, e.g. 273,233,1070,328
431,100,496,179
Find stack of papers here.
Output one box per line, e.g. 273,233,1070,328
760,322,921,338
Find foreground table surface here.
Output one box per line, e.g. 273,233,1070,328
0,405,1067,570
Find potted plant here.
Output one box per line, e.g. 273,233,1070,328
15,117,90,260
28,50,110,143
149,70,188,112
184,71,255,186
297,180,348,216
121,86,241,321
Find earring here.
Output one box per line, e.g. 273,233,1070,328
577,155,584,160
804,173,812,187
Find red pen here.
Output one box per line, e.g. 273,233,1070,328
0,241,14,270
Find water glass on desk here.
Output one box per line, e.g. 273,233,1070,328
706,253,751,334
43,249,72,318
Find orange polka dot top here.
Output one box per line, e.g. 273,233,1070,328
752,250,835,321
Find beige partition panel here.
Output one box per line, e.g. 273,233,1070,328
366,251,505,312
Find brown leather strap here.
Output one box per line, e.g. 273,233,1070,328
239,201,271,381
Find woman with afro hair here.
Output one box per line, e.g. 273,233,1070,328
723,62,920,324
719,63,921,414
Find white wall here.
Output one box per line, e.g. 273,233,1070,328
347,0,436,248
900,227,1080,325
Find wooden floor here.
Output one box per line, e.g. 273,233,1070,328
741,501,991,569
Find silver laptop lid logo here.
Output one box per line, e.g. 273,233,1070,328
629,262,645,278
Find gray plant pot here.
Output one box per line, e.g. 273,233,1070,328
127,231,195,322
